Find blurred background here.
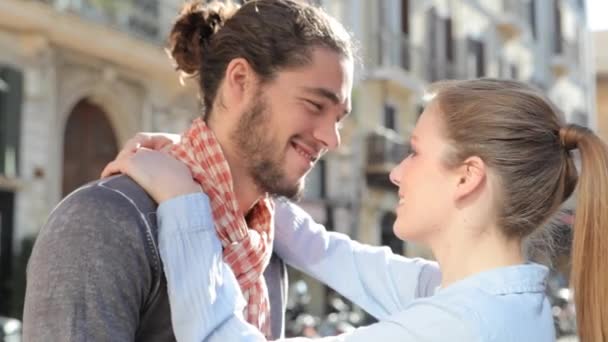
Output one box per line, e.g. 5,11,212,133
1,0,605,340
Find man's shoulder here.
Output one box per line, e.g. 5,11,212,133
34,174,165,281
41,175,161,252
25,175,173,341
59,175,157,213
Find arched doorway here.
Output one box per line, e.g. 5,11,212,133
381,212,404,255
62,99,118,196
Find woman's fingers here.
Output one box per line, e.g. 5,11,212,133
101,133,178,178
100,159,126,178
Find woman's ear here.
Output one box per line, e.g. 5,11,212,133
454,156,486,201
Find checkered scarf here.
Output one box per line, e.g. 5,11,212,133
170,118,274,336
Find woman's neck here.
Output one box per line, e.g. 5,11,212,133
431,224,524,288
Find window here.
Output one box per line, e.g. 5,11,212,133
383,104,396,131
529,0,537,40
0,66,23,178
467,38,485,77
554,0,563,54
426,9,455,80
445,17,454,62
426,7,439,81
401,0,409,35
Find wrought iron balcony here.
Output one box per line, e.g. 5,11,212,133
479,0,533,40
551,38,577,78
426,59,462,82
372,30,416,71
500,0,529,38
365,129,408,189
34,0,177,44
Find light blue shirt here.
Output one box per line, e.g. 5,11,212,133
157,193,555,341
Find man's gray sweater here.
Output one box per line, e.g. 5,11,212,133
23,175,287,341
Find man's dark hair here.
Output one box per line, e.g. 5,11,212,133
168,0,354,118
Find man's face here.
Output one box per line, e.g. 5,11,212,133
232,47,353,199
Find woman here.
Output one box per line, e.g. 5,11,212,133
104,78,608,341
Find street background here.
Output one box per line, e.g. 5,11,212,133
2,0,607,340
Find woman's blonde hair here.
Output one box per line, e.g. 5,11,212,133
429,78,607,341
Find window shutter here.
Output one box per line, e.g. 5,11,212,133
0,66,23,178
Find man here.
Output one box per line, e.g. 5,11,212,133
22,0,354,340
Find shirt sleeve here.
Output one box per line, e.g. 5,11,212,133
157,194,475,342
313,302,477,342
273,200,442,320
157,193,270,341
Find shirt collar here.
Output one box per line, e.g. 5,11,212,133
436,263,549,296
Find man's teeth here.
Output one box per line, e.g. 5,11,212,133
294,144,314,162
398,198,405,205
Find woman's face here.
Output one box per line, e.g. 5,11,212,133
389,102,460,243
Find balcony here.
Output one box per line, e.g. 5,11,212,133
551,39,578,78
367,30,425,92
365,129,408,189
373,30,414,71
550,56,568,78
34,0,176,44
426,59,461,82
481,0,532,40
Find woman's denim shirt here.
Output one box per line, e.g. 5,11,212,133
157,194,555,342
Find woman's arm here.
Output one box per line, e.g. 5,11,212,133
157,193,269,341
157,195,467,342
273,200,442,320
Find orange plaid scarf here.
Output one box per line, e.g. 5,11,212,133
170,118,274,336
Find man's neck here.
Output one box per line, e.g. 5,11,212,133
228,158,265,215
208,117,264,215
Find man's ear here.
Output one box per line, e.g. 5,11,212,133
454,156,486,201
222,57,257,109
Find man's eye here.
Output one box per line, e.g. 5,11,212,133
306,100,323,111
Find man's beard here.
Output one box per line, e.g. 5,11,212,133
232,95,305,200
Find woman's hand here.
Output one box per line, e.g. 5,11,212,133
102,133,180,178
101,133,200,203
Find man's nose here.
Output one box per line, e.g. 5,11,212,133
313,120,341,150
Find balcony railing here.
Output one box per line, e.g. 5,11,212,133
34,0,178,44
562,39,580,69
502,0,532,26
371,30,464,83
425,59,461,82
372,30,419,71
482,0,533,40
366,129,408,189
552,38,579,77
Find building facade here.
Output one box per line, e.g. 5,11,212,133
312,0,593,257
299,0,594,317
0,0,199,317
